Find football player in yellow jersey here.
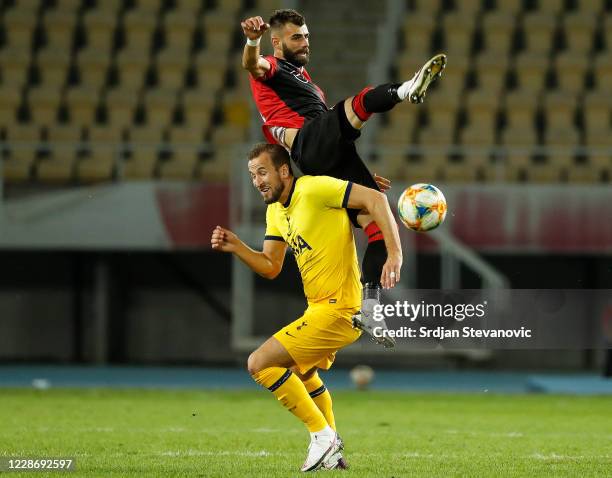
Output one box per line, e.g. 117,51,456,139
210,143,402,472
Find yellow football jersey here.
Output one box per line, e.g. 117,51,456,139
265,175,361,309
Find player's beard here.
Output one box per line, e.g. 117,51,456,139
262,181,284,204
283,43,309,66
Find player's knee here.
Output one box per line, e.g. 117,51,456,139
247,351,263,376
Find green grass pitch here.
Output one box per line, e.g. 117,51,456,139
0,389,610,477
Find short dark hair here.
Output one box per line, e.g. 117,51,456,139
269,9,305,31
247,143,293,175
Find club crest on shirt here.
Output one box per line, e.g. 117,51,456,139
286,215,312,257
291,69,309,84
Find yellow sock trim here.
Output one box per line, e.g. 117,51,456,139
252,367,327,433
302,372,336,431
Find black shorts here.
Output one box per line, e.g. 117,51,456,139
290,101,379,228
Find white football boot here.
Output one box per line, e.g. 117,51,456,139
403,53,447,104
321,434,349,470
300,428,340,472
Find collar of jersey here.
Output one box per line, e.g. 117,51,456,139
276,56,304,73
282,177,298,208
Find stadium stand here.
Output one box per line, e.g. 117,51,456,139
378,0,612,183
0,0,277,184
0,0,610,185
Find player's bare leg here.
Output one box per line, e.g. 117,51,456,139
247,336,296,373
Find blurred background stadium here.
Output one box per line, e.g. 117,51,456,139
1,0,612,380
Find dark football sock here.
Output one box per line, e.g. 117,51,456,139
362,222,387,287
351,84,402,121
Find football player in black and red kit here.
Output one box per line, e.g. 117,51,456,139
241,9,446,347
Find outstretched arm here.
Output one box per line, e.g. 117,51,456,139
241,16,271,79
345,184,402,289
211,226,287,279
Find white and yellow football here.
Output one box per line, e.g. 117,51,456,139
397,183,447,232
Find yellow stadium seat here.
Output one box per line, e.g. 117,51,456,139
105,89,139,128
77,48,111,89
528,162,562,183
424,92,460,131
583,91,612,133
443,160,479,182
2,150,33,183
143,88,178,127
174,0,202,13
400,159,441,184
131,0,163,11
88,125,125,144
474,52,509,95
522,13,557,54
418,125,454,145
543,91,578,131
215,0,241,14
163,11,197,51
211,124,247,147
480,11,516,55
575,0,605,12
122,149,158,179
493,0,523,14
514,52,550,93
55,0,81,10
202,12,234,51
3,9,36,51
46,124,83,143
42,10,76,50
155,49,189,89
116,49,150,90
36,151,76,183
0,48,30,87
222,92,250,127
409,0,441,14
536,0,565,13
562,12,596,54
167,125,205,146
0,87,22,126
567,164,603,183
36,49,70,88
128,125,165,145
200,154,230,182
83,11,117,51
159,149,199,180
182,88,216,126
123,10,157,51
554,53,588,92
28,87,62,126
66,86,100,127
5,123,41,142
593,53,612,91
402,13,435,55
442,13,476,55
77,149,117,183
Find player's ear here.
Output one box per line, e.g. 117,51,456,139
280,164,289,178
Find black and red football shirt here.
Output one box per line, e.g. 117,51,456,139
249,55,328,144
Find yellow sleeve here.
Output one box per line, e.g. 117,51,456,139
264,206,284,242
304,176,353,209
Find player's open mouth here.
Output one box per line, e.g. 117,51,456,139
260,187,270,193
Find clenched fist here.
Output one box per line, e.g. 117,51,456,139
241,16,270,41
211,225,240,253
